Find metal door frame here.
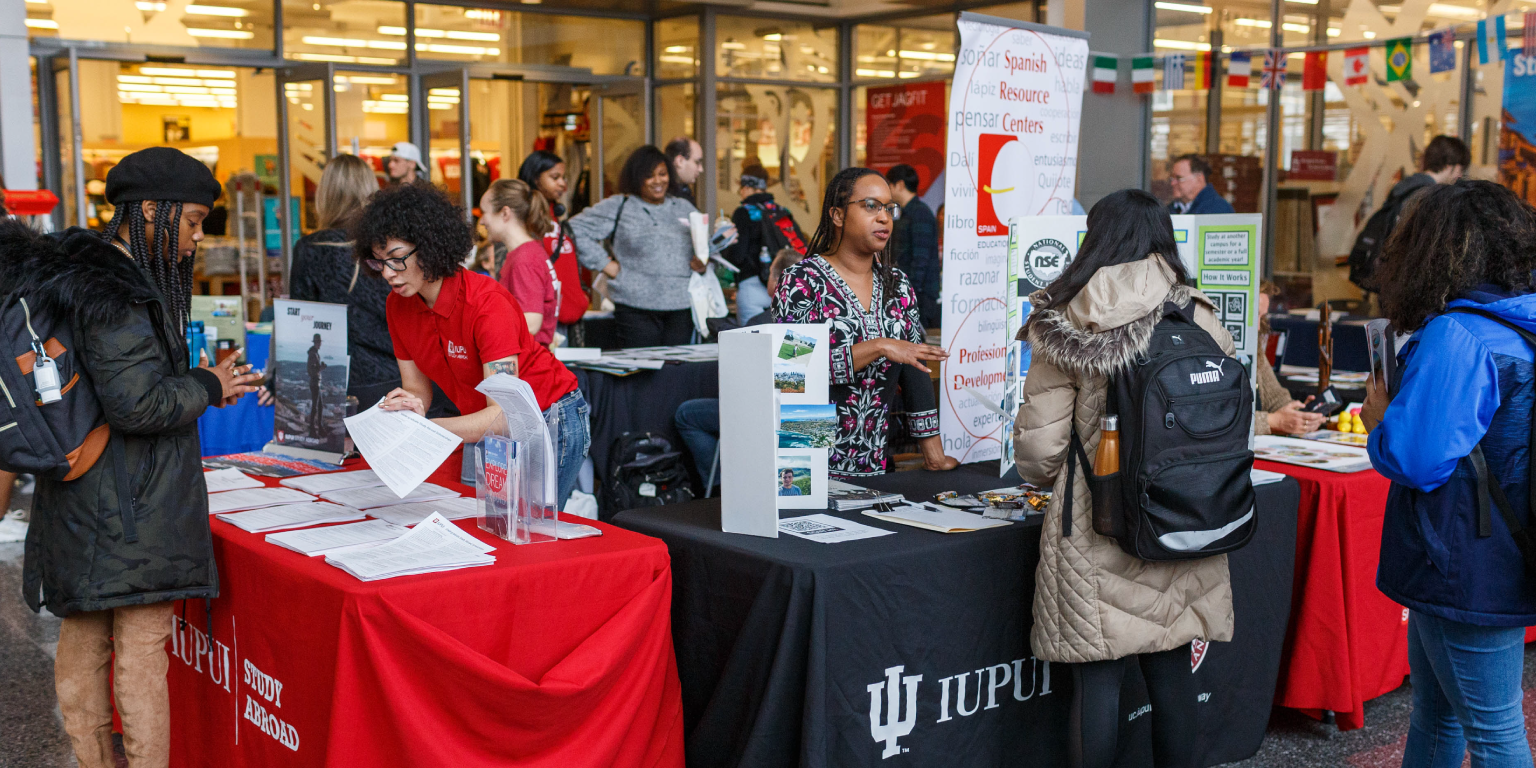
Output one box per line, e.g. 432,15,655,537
418,68,474,220
275,62,336,276
592,78,650,206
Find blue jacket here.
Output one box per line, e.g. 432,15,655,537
1168,183,1235,215
1369,288,1536,626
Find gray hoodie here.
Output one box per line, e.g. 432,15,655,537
570,194,699,311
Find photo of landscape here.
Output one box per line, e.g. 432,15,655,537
774,361,807,393
778,403,837,448
778,329,817,361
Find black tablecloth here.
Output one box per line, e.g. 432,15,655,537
575,360,718,500
614,464,1300,768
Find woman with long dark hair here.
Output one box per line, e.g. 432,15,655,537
569,145,704,348
773,167,954,477
1361,180,1536,768
1013,189,1233,768
287,153,398,405
517,150,589,332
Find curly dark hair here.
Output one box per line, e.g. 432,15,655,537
352,182,473,282
618,145,670,197
1377,180,1536,333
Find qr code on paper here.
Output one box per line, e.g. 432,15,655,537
781,520,843,534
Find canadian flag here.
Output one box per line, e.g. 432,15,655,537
1343,47,1369,86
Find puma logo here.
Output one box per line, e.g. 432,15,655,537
1190,359,1225,386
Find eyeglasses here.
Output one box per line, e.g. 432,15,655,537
1169,174,1196,185
365,247,416,272
848,197,900,217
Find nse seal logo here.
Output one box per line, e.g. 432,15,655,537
1022,238,1071,289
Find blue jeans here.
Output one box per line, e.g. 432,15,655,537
1404,611,1533,768
673,398,719,485
736,275,772,325
460,389,590,512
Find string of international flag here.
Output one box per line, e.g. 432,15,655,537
1089,9,1536,95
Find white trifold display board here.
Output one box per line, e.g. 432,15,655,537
719,323,834,538
940,12,1089,465
996,213,1263,475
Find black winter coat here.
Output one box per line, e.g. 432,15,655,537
3,225,222,616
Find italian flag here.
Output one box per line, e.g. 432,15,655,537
1092,55,1117,94
1132,56,1155,94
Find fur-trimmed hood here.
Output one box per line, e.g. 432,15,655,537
0,220,161,327
1023,255,1214,380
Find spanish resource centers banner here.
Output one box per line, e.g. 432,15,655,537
940,13,1089,464
865,81,948,195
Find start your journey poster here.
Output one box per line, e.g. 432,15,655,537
940,13,1089,464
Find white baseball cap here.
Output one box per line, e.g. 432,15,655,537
390,141,427,174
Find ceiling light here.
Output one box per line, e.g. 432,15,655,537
445,30,498,41
1282,22,1310,32
1154,38,1212,49
24,19,58,29
764,33,782,40
335,75,397,85
856,69,897,77
1155,2,1213,13
185,4,249,16
135,1,166,10
117,74,153,83
897,50,955,61
187,28,254,38
197,69,236,78
464,9,500,21
380,93,409,102
1327,27,1340,36
1234,18,1272,27
416,43,497,55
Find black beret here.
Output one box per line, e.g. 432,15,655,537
105,147,221,208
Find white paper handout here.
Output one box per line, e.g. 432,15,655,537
367,497,480,526
1250,468,1287,486
266,519,408,557
203,468,264,493
320,483,460,510
343,405,462,498
216,501,367,533
1254,435,1373,473
778,513,896,543
325,512,495,581
206,486,317,515
863,503,1014,533
279,469,385,495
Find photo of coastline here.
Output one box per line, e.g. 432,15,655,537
778,403,836,448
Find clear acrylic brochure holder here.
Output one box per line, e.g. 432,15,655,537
474,374,558,544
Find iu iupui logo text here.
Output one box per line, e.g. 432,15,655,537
869,666,922,759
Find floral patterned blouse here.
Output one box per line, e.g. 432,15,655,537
774,255,940,477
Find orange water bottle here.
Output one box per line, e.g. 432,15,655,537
1094,416,1119,476
1092,415,1122,537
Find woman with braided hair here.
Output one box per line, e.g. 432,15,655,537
1,147,260,768
772,167,956,477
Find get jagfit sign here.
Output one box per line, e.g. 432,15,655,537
940,14,1088,463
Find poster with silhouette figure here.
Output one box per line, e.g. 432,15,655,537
268,299,349,458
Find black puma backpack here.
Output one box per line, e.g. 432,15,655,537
1065,299,1257,560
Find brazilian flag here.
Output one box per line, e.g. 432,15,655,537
1385,37,1412,82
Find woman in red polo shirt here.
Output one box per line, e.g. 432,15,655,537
353,183,589,509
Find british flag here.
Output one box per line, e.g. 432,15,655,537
1260,50,1287,90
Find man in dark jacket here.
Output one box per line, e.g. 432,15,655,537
4,147,259,768
1166,154,1235,215
725,164,806,324
886,164,941,329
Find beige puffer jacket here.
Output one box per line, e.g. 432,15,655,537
1014,255,1235,664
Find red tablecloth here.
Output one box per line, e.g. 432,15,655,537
168,453,685,767
1263,460,1404,731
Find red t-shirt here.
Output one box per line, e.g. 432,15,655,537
386,269,577,413
544,213,589,324
498,240,559,346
